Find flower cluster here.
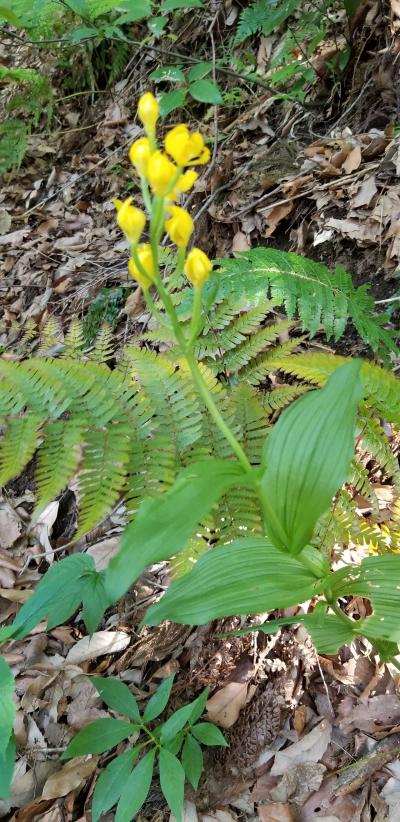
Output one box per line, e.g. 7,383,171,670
113,92,213,291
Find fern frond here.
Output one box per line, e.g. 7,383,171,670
125,435,177,517
240,337,305,386
0,119,28,174
231,383,269,465
348,459,379,515
223,320,292,372
77,422,131,536
0,415,42,486
196,297,275,358
62,319,85,359
358,410,400,488
169,537,209,579
35,420,83,514
215,249,397,356
234,0,298,43
261,382,308,414
89,323,115,363
37,317,62,356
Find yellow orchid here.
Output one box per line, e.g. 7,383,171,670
113,197,146,244
184,247,213,288
128,244,155,290
129,137,152,176
137,92,159,133
170,169,198,201
165,206,194,248
165,124,210,167
147,150,177,196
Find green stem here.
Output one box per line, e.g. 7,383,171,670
188,286,203,347
143,290,169,330
140,176,152,213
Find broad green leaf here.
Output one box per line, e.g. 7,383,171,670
261,361,363,555
189,78,223,104
160,702,195,743
0,5,21,25
159,748,185,822
69,25,99,43
161,0,203,8
191,722,227,747
0,735,15,800
147,15,167,36
343,0,361,14
182,733,203,789
62,718,137,758
330,554,400,644
189,687,209,725
159,88,187,118
82,571,109,635
150,65,185,83
116,748,155,822
115,0,151,22
145,537,321,626
0,657,15,757
92,747,140,822
105,460,249,602
143,675,174,722
188,62,212,82
92,677,141,722
8,555,97,640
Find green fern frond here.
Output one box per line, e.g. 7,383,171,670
240,337,305,386
78,423,131,535
0,415,43,486
358,410,400,488
169,537,209,579
261,382,308,414
234,0,298,43
215,248,397,356
223,320,292,372
348,460,379,515
62,319,85,359
125,435,177,517
37,317,62,356
0,119,28,174
35,420,83,514
231,383,269,465
89,323,115,363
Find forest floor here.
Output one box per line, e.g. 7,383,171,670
1,1,400,820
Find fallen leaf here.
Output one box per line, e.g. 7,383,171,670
86,537,120,571
352,175,378,208
271,762,326,805
66,631,130,664
271,720,331,775
342,146,362,173
232,231,251,252
0,208,11,235
257,802,296,822
0,503,22,549
42,757,98,799
261,201,293,237
339,695,400,733
206,682,249,728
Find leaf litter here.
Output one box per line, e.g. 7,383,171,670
1,1,400,820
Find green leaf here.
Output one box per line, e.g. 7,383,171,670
159,88,187,118
343,0,361,15
0,5,21,25
0,735,15,800
116,748,155,822
159,748,185,822
149,65,185,83
144,537,320,626
0,657,15,758
143,675,175,722
115,0,151,22
161,0,203,8
189,687,209,725
69,25,99,43
188,62,212,82
105,460,249,603
189,78,223,104
261,360,363,555
160,703,195,743
330,554,400,644
92,677,141,722
62,718,137,758
181,734,203,789
191,722,228,747
9,555,100,640
147,15,167,36
81,571,109,635
92,748,140,822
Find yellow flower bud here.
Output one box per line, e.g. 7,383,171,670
137,92,159,133
129,137,151,176
165,124,210,166
170,169,198,201
147,150,177,196
128,244,155,290
113,197,146,244
184,247,213,288
165,206,194,248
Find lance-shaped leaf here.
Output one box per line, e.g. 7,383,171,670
261,360,363,555
144,537,322,626
105,459,250,602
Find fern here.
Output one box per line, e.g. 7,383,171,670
235,0,298,43
0,119,28,174
0,67,52,174
214,249,397,357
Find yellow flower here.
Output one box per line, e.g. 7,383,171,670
184,247,213,288
165,206,194,248
129,137,151,176
165,124,210,166
147,150,177,196
170,169,198,200
137,92,159,133
128,244,155,290
113,197,146,244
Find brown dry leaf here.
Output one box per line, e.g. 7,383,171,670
262,201,293,237
271,720,331,775
352,175,378,208
342,146,362,173
257,802,296,822
206,682,249,728
232,231,251,252
86,538,120,571
391,0,400,18
339,695,400,733
325,217,381,243
66,631,130,664
271,762,326,805
0,208,11,235
0,503,22,549
42,757,98,799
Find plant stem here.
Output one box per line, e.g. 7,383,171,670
188,286,203,347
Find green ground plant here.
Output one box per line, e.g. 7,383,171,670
0,91,399,815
